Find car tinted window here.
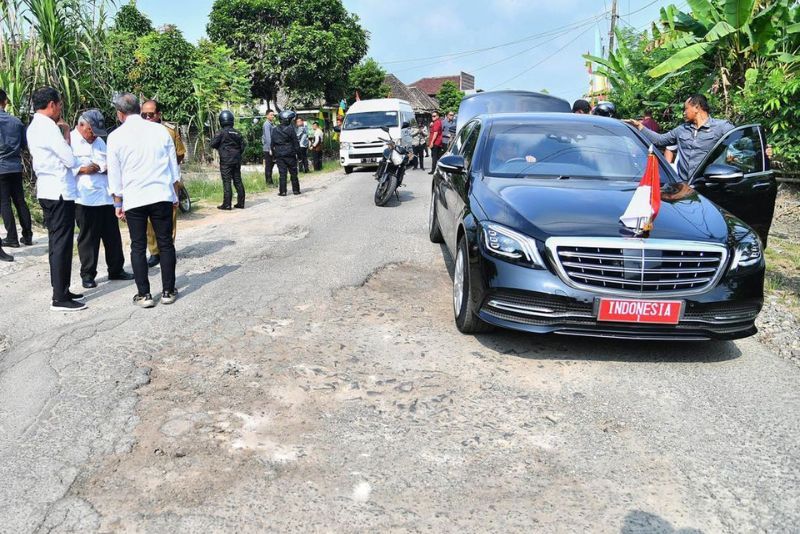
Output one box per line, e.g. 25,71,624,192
451,121,475,155
462,124,481,170
343,111,398,130
485,121,671,181
705,126,764,174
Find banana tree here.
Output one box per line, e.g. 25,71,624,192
647,0,795,111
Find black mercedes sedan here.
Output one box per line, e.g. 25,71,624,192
429,108,776,340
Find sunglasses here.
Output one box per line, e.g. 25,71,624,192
141,112,157,119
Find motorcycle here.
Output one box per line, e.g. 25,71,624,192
374,126,410,206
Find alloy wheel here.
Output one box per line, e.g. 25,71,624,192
453,247,465,315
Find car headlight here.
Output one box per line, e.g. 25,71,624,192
340,142,351,150
730,232,763,270
480,222,545,268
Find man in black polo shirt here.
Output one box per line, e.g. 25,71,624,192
0,88,33,250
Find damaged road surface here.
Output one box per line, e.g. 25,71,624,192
0,169,798,533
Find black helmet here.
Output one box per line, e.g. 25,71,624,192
592,101,617,118
219,110,234,127
279,109,296,126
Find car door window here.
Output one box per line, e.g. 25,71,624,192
704,126,764,175
450,121,475,155
461,124,481,170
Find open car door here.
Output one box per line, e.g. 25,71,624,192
690,124,777,246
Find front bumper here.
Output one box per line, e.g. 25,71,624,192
471,247,764,341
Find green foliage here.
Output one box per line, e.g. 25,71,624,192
436,81,464,114
113,1,153,34
347,58,389,103
207,0,368,106
127,26,196,123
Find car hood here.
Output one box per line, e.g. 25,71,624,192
478,177,730,243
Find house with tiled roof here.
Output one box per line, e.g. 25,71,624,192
384,74,439,113
410,72,476,97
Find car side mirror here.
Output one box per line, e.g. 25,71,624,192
380,126,390,133
702,163,744,182
438,154,465,172
402,121,410,129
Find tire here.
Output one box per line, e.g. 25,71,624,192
428,188,443,243
453,236,493,334
344,166,353,175
178,187,191,214
374,173,398,206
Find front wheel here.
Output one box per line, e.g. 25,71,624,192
178,187,191,214
428,188,443,243
374,173,398,206
453,237,493,334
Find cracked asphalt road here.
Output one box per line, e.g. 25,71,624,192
0,167,798,533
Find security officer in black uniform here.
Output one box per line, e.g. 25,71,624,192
271,110,301,196
210,110,246,210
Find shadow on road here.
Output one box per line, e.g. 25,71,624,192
620,510,704,534
177,239,236,259
176,263,240,299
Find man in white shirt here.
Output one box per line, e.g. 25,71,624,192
71,109,133,289
107,93,180,308
26,87,85,312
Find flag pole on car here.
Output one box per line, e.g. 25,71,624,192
620,145,661,236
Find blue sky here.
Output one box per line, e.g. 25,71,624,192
124,0,683,103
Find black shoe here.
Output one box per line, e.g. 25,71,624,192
50,299,87,312
133,293,155,308
2,238,20,248
0,248,13,262
161,289,178,305
20,236,33,246
293,191,301,195
233,203,245,209
147,254,160,268
67,291,86,302
82,278,97,289
108,270,134,281
278,192,287,197
427,171,434,175
217,204,232,210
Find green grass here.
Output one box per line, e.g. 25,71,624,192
184,161,340,206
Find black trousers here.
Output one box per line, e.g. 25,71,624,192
311,149,323,171
264,152,275,185
276,155,300,194
297,147,309,173
0,172,32,243
412,145,425,170
76,204,125,280
39,197,75,302
125,201,176,296
431,146,444,171
220,163,245,207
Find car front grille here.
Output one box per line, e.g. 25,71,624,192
546,237,728,297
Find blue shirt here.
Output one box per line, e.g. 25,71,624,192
0,109,26,174
639,117,734,181
296,126,309,148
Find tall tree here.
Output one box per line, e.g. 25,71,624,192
436,81,464,114
207,0,368,107
347,58,389,103
114,0,154,34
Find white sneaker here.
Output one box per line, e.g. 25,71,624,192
161,290,178,305
133,293,155,308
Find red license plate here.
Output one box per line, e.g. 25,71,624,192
597,299,683,324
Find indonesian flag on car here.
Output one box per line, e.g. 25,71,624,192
620,148,661,233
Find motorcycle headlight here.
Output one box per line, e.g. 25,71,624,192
730,232,763,270
391,151,404,166
340,142,351,150
480,222,545,269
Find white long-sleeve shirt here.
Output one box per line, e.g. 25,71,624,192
27,112,79,201
70,129,111,206
107,114,179,211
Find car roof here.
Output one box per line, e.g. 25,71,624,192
347,98,412,112
470,112,629,128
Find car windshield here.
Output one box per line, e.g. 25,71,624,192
456,92,570,133
343,111,398,130
485,121,672,182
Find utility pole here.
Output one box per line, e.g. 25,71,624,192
608,0,618,58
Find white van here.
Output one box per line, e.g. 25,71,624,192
339,98,415,174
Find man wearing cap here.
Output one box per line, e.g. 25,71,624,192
71,109,133,289
141,99,184,269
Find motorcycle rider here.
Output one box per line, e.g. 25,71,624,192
271,110,301,196
210,110,245,209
